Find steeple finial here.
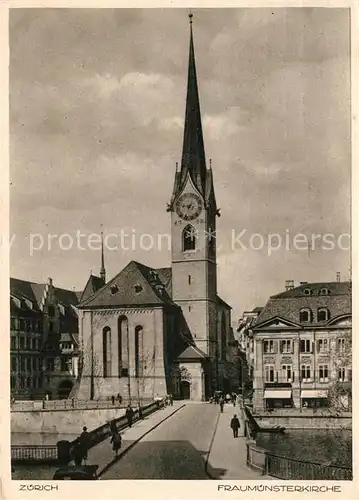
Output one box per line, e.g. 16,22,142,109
189,11,193,24
179,9,207,196
100,227,106,283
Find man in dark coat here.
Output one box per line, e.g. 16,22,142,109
230,414,241,438
79,426,91,464
125,405,134,428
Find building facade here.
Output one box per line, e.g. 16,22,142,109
251,282,352,411
236,307,263,394
75,17,237,402
10,277,80,400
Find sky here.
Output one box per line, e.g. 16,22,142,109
9,7,351,321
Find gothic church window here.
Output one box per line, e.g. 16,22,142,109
183,225,197,251
118,316,129,377
135,326,143,378
102,327,112,378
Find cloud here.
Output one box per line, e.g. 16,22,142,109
9,8,351,320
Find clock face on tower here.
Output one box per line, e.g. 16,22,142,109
175,193,203,221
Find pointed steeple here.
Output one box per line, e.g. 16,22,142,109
100,231,106,283
180,13,207,195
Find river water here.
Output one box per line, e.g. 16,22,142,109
11,432,79,480
256,429,352,468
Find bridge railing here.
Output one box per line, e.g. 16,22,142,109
11,397,154,412
11,445,58,463
246,442,352,480
11,399,165,464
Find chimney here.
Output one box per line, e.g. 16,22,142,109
336,272,341,283
285,280,294,291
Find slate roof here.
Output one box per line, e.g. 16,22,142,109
80,274,105,303
149,268,230,309
60,332,79,344
177,344,209,360
254,282,351,328
78,261,178,309
10,278,80,309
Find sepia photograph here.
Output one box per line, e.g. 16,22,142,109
5,5,353,487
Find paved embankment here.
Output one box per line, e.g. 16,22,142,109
206,403,272,480
100,402,218,479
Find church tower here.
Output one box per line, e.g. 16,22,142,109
168,14,219,359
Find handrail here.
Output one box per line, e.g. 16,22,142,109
11,399,165,464
246,441,352,480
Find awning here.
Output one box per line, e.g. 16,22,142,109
264,389,292,399
301,389,328,399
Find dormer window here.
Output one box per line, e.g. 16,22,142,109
110,285,119,295
299,308,312,322
317,308,330,322
319,288,330,295
303,288,312,296
134,283,143,294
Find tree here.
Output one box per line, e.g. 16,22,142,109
327,329,352,413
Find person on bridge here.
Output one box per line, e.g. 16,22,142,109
126,404,134,428
219,398,224,413
230,414,241,438
110,430,122,457
79,426,91,464
111,395,115,405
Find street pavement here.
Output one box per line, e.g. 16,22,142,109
207,403,272,480
100,402,220,479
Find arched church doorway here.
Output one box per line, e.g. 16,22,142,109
180,381,191,400
57,380,73,399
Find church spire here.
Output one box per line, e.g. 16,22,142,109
100,230,106,283
180,12,207,195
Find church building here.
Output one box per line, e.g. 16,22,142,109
76,16,237,402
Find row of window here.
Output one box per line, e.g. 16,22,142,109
11,356,42,372
263,338,348,354
303,287,330,296
11,336,41,351
299,308,330,323
60,342,75,350
102,320,143,379
10,375,43,390
10,318,43,332
264,364,351,383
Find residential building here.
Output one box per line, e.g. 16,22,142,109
10,277,81,400
251,281,352,411
236,307,263,385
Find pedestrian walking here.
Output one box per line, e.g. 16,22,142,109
71,438,84,466
230,414,240,438
125,404,134,428
110,430,122,457
219,398,224,413
117,393,122,405
111,395,115,406
79,426,91,464
169,394,173,406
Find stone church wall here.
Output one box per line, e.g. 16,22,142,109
76,307,168,401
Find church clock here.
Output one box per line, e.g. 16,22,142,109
175,193,203,221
